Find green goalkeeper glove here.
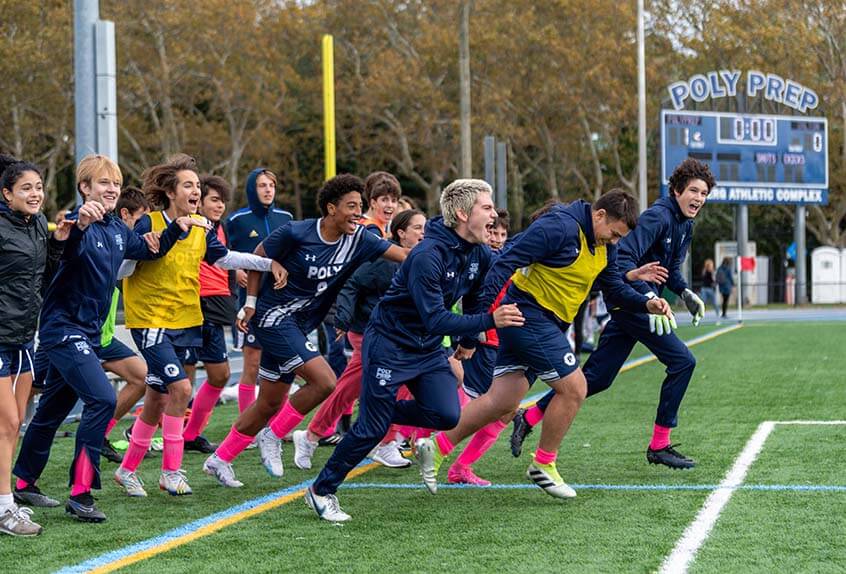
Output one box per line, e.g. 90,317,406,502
681,288,705,326
649,313,678,336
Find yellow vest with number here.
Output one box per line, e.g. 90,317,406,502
123,212,206,329
510,228,606,323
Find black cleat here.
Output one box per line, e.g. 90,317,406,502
65,492,106,522
510,408,533,458
14,484,61,508
123,425,155,458
647,444,696,469
184,435,217,453
101,438,123,464
318,432,343,447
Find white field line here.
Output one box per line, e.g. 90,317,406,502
659,420,846,574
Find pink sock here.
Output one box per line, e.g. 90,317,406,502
238,383,256,414
650,424,672,450
434,432,455,456
15,478,29,490
525,405,545,426
343,403,355,416
161,414,185,472
216,426,255,463
105,418,118,437
70,448,95,496
269,401,307,439
183,382,223,441
456,420,507,466
534,447,557,465
457,387,471,408
121,418,157,472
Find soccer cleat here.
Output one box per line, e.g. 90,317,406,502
13,484,60,508
203,454,244,488
368,441,412,469
415,438,445,494
101,438,123,464
318,432,343,446
292,430,318,470
257,428,285,477
159,470,193,496
65,492,107,522
305,487,351,522
647,444,696,469
184,435,217,454
526,462,577,499
447,463,491,486
114,467,148,497
0,505,43,537
510,408,533,458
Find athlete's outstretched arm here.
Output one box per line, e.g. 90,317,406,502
616,208,665,295
381,244,409,262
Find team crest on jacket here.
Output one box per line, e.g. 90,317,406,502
468,262,479,280
114,233,124,252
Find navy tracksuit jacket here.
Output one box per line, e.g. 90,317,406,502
535,195,697,428
313,217,495,495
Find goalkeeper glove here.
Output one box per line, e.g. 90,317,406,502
681,288,705,326
649,313,677,336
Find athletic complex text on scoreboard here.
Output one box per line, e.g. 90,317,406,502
661,110,828,205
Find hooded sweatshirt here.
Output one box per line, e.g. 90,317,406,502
0,204,64,345
226,167,293,255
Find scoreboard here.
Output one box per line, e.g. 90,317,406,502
660,110,828,205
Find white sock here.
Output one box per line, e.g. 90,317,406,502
0,493,14,513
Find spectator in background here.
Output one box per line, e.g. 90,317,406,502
699,258,719,321
716,257,734,319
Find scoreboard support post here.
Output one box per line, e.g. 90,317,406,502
737,205,750,306
795,206,807,304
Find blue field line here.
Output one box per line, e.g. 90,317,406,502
341,482,846,493
55,477,314,574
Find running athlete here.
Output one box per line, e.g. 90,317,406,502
203,174,407,487
445,209,512,487
510,159,713,469
0,156,67,536
306,179,525,522
114,155,282,498
417,190,673,500
291,208,427,470
14,154,207,522
227,168,292,414
181,175,239,453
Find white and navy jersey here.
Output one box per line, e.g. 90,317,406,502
256,219,392,332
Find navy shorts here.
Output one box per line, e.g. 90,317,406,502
243,323,262,350
130,327,202,393
0,340,35,378
184,322,229,365
96,338,137,363
254,319,320,384
493,303,578,386
462,344,497,399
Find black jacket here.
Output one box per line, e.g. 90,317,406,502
0,204,63,345
334,249,401,334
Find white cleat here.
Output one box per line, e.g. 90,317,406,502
159,469,193,496
203,454,244,488
369,441,412,468
114,467,148,497
292,430,319,470
257,427,284,478
305,486,351,522
526,462,577,499
415,438,441,494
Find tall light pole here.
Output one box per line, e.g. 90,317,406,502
637,0,648,212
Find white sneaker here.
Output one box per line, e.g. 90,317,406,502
526,462,577,499
292,430,319,470
114,467,148,497
257,428,284,477
305,487,351,522
369,441,412,468
159,469,193,496
0,505,42,537
203,454,244,488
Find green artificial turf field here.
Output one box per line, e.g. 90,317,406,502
2,322,843,573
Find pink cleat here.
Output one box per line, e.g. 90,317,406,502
447,463,492,487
